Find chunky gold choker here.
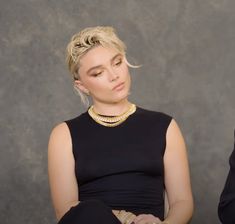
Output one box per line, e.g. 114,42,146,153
88,103,136,127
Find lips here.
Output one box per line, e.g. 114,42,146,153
112,82,124,90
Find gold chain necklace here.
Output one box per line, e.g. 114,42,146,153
88,103,136,127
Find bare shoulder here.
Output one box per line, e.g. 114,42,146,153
166,119,185,143
48,122,78,220
48,122,72,155
164,118,187,157
167,118,180,132
50,122,70,138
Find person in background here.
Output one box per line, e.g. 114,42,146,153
218,131,235,224
48,26,194,224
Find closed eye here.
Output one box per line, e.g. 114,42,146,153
114,60,122,66
91,71,103,77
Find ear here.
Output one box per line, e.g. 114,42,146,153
74,80,90,95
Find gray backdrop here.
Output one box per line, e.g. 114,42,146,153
1,0,235,223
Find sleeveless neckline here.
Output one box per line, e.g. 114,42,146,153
85,106,139,128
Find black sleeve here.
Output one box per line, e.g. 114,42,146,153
218,131,235,224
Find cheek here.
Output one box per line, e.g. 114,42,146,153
89,82,104,91
88,79,109,92
121,65,130,77
124,68,131,83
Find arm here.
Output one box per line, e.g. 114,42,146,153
132,119,194,224
163,119,194,224
218,133,235,223
48,122,79,221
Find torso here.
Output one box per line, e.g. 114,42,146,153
64,106,172,219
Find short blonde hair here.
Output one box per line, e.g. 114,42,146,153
66,26,140,107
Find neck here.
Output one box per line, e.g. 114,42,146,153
91,99,133,116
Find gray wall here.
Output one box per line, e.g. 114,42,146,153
1,0,235,223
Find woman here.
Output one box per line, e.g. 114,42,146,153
48,26,194,224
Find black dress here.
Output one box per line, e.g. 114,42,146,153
58,106,172,224
218,131,235,224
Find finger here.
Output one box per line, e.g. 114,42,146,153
133,216,161,224
136,218,158,224
133,215,156,224
135,218,149,224
133,214,148,223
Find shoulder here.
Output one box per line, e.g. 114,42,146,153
164,118,187,154
63,111,88,129
50,121,72,137
136,106,173,126
137,106,172,118
49,111,88,144
48,122,71,149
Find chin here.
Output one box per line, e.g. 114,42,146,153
99,88,130,104
112,93,129,103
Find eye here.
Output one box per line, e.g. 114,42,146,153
114,59,122,66
92,71,102,77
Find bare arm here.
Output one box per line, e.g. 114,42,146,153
48,122,79,221
163,119,194,224
129,119,194,224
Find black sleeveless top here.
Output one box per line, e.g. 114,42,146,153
64,106,172,220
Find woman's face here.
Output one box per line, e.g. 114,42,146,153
75,45,131,104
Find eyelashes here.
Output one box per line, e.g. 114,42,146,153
91,59,123,77
92,72,102,77
115,59,122,66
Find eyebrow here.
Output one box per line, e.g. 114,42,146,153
86,53,122,74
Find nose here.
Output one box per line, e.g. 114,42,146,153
107,68,119,82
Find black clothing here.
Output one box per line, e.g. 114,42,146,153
58,199,121,224
59,106,172,223
218,131,235,224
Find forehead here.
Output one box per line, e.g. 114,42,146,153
79,45,121,68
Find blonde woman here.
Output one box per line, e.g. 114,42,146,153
48,26,194,224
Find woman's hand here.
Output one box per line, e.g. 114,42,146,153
112,210,169,224
112,209,136,224
132,214,164,224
